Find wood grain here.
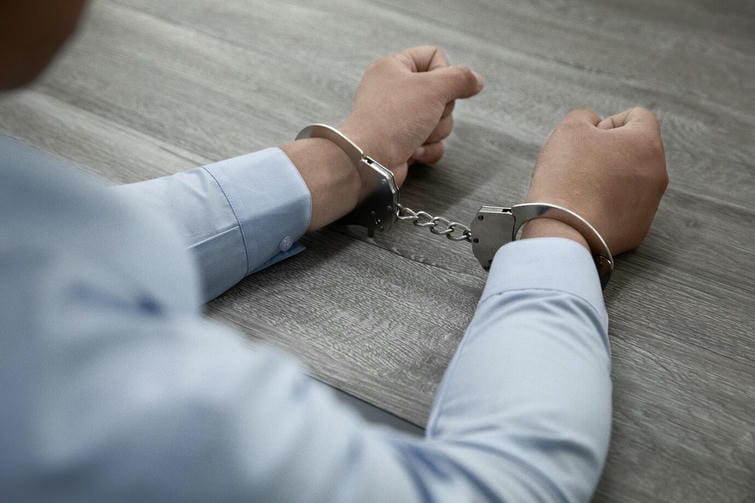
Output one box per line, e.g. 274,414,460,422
1,0,753,501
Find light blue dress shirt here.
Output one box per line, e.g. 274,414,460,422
0,134,611,502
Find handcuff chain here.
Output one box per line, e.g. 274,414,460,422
396,204,472,242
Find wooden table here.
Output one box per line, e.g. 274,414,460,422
1,1,753,501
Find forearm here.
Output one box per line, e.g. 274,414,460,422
236,238,612,502
113,148,311,303
34,234,611,502
424,238,612,501
110,134,365,303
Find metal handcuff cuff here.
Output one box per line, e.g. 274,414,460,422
296,124,614,289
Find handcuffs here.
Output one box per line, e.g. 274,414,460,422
297,124,614,289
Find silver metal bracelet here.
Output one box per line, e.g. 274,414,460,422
295,124,614,288
296,124,399,236
471,204,613,288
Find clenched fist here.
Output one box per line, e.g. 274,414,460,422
524,108,669,255
285,46,484,230
340,46,485,187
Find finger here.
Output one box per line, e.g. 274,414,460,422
597,108,633,129
425,65,485,102
398,45,449,72
441,100,455,119
596,115,617,130
426,115,453,144
392,163,408,187
562,108,602,127
626,108,660,136
598,107,659,132
412,142,445,165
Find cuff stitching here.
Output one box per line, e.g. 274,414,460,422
201,166,251,275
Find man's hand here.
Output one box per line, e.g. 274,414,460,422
341,46,484,186
284,46,484,230
523,108,669,255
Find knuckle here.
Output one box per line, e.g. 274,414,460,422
568,107,594,119
417,44,439,53
635,106,658,122
429,117,453,143
557,114,585,132
635,107,662,132
417,142,445,164
365,59,384,73
561,108,596,128
428,143,445,163
428,45,444,58
442,115,454,134
426,45,447,65
642,125,664,155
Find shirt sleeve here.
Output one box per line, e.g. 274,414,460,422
17,237,611,502
113,148,311,302
423,237,612,501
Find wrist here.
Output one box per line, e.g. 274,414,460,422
339,116,397,169
520,218,590,252
281,137,361,231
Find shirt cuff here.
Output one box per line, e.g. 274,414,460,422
203,148,311,275
482,237,607,323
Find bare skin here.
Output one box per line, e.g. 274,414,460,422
523,108,668,254
282,46,484,230
0,3,667,254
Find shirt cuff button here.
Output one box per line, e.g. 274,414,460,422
279,236,293,252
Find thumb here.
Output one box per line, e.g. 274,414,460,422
425,65,485,102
